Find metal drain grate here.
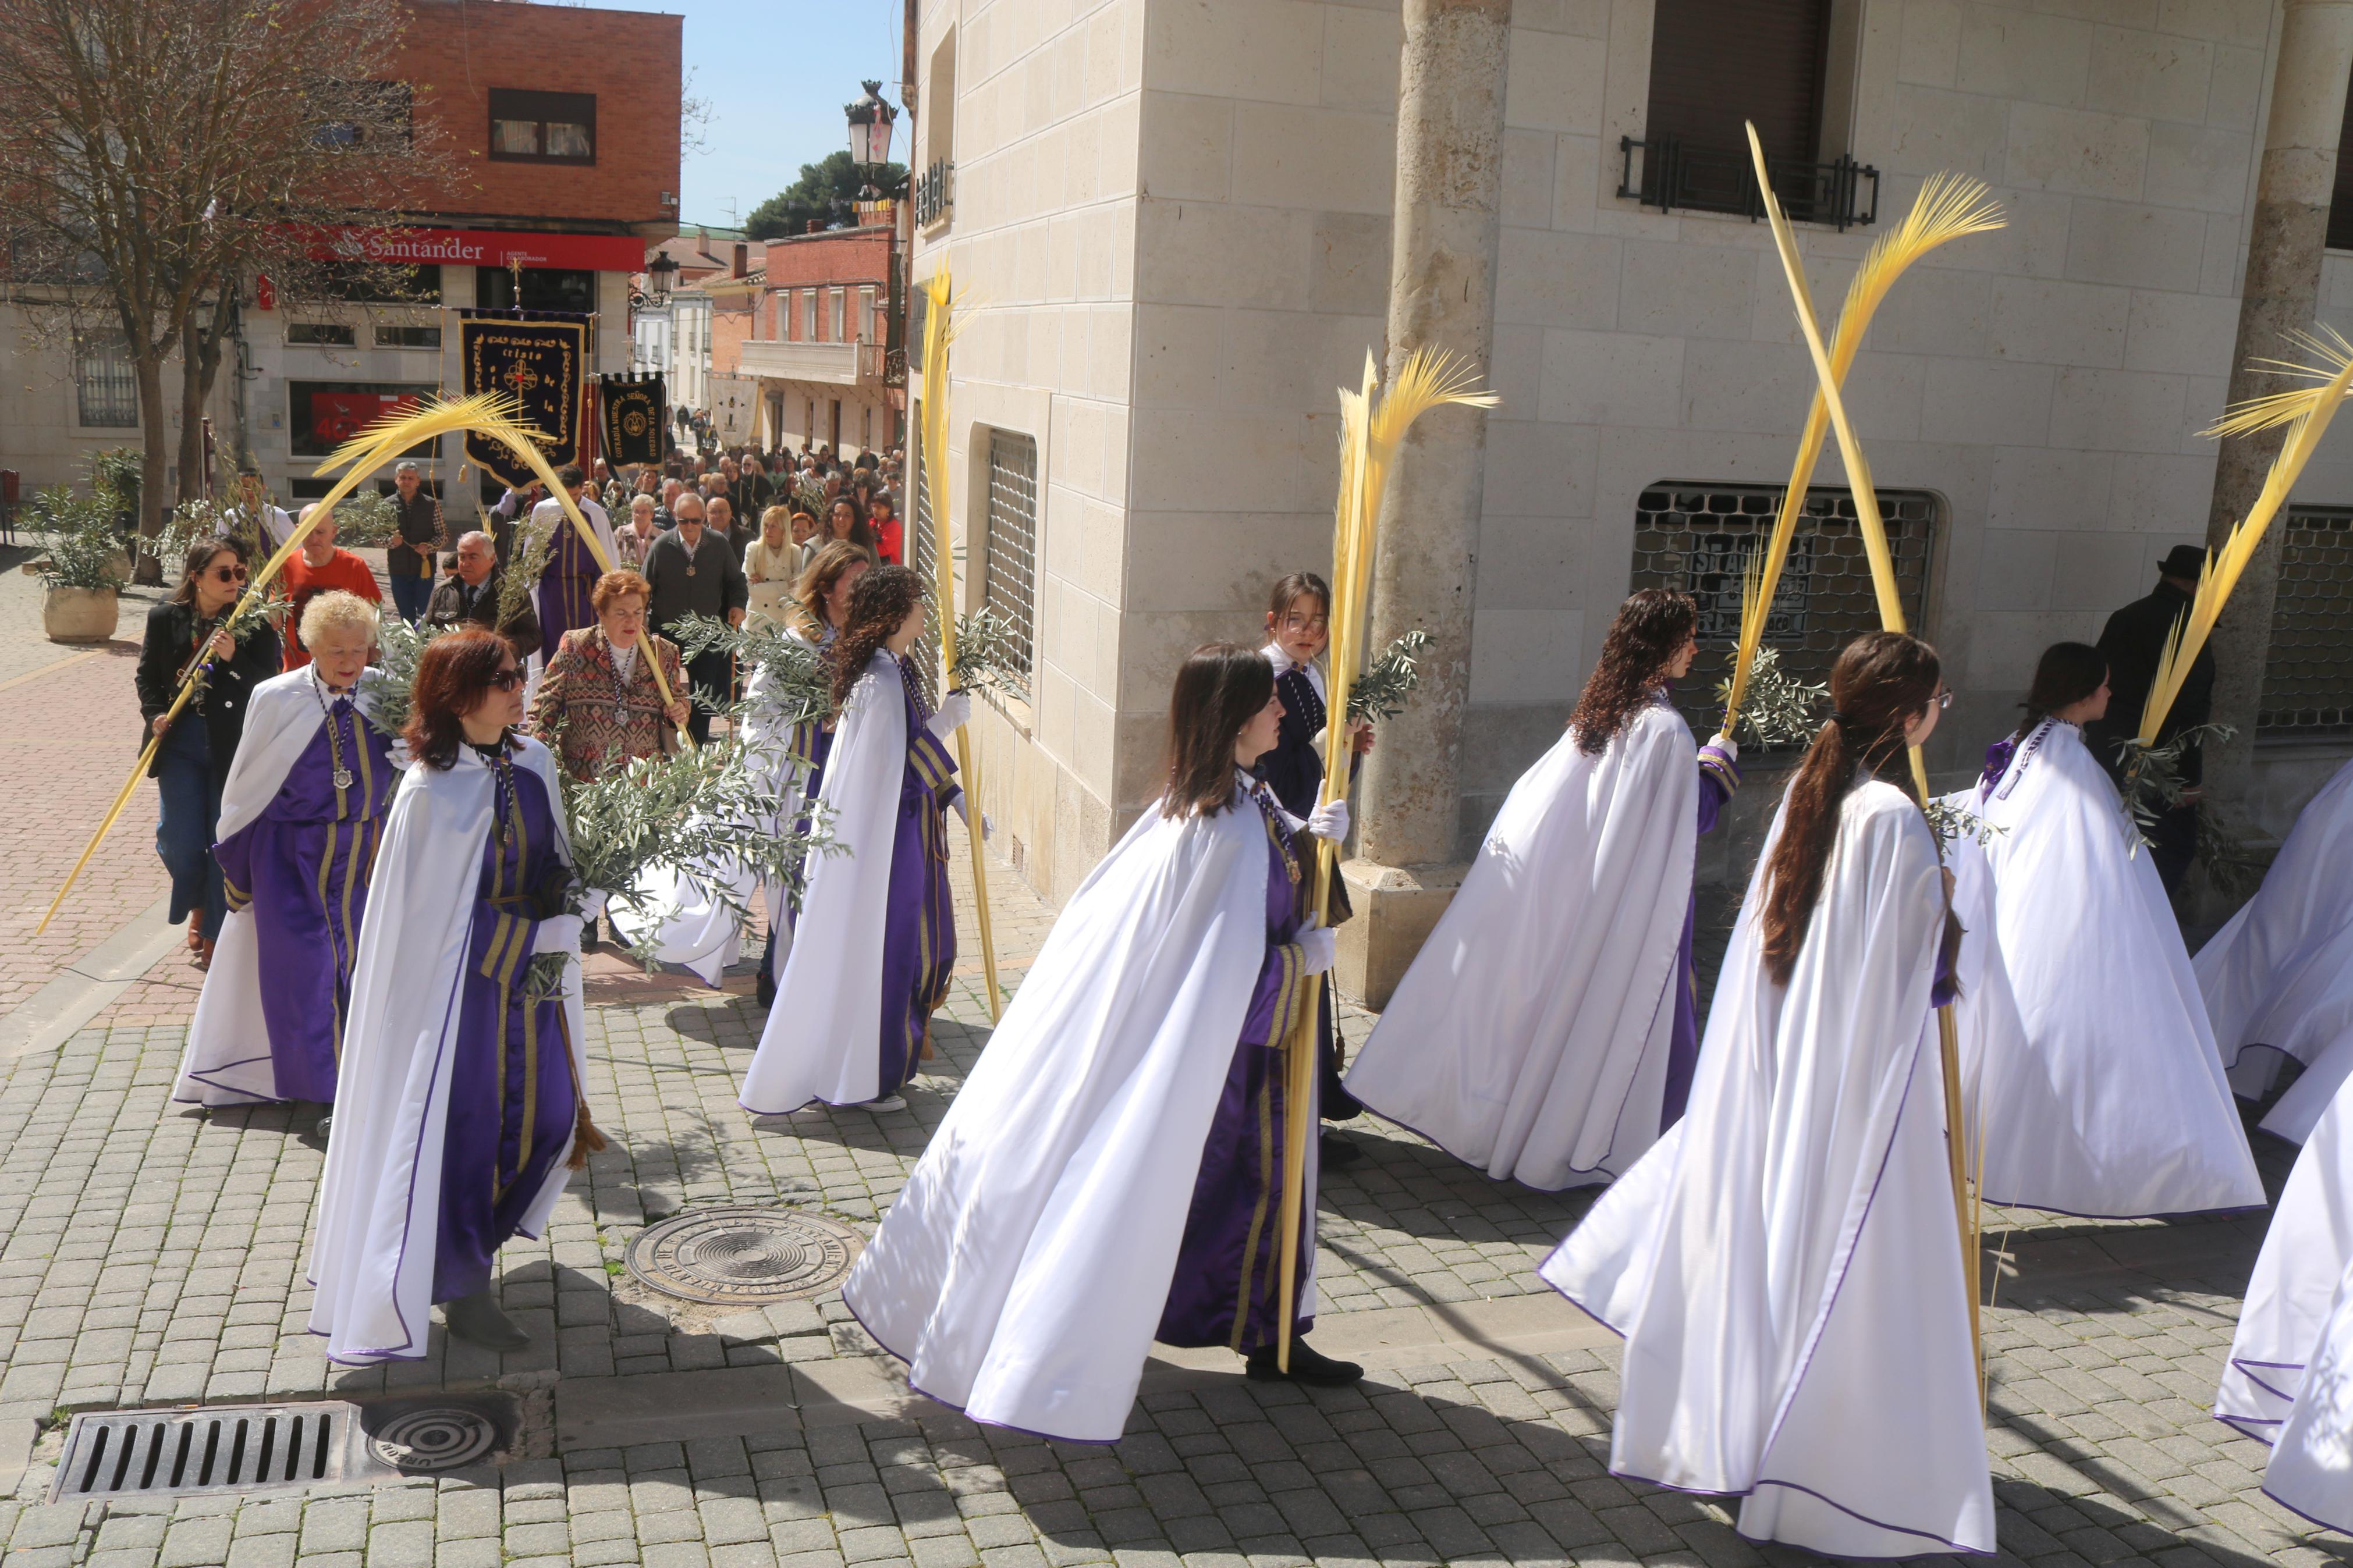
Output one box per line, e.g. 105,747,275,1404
51,1403,358,1503
626,1204,865,1304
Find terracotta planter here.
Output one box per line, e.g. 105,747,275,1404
43,584,119,643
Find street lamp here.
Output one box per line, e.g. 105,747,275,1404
846,80,897,207
647,251,679,305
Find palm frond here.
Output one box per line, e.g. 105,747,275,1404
1724,169,2003,730
921,268,960,668
2205,326,2353,439
315,390,526,478
2141,329,2353,742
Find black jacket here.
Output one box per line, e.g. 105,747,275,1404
136,600,281,777
2084,578,2215,785
386,491,445,578
426,569,541,655
644,527,748,635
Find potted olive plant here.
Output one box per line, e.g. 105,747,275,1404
30,486,129,642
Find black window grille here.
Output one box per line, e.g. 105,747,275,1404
2261,506,2353,734
984,431,1038,693
74,336,137,428
1630,482,1937,742
913,160,954,227
1619,137,1877,229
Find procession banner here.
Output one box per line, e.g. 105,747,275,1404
457,309,587,485
599,373,667,467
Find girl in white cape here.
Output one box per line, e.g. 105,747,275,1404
1542,631,1994,1558
2215,1066,2353,1530
613,545,869,989
1966,641,2260,1217
1345,589,1738,1189
2194,755,2353,1142
740,564,964,1115
173,592,399,1119
306,630,605,1360
842,643,1358,1441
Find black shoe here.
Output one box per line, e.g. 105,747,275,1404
757,971,776,1008
1319,1131,1361,1169
443,1289,530,1352
1245,1338,1362,1386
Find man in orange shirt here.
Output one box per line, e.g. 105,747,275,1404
281,506,384,671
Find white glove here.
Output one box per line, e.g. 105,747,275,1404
950,792,969,827
577,888,609,922
1306,799,1351,843
1710,733,1740,762
928,690,973,738
1297,917,1337,977
532,914,583,955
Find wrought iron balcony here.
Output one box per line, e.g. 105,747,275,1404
1617,136,1878,231
913,159,954,228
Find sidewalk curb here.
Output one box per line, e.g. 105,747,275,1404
0,894,181,1064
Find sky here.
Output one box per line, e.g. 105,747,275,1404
593,0,908,230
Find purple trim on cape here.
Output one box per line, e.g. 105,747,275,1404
2263,1484,2353,1538
171,1055,278,1105
1978,734,2018,794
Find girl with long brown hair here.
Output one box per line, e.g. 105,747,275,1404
1545,630,1997,1557
840,642,1361,1441
1346,588,1740,1190
308,630,606,1364
1962,638,2260,1218
741,565,970,1114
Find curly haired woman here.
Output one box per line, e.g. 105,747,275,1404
1345,588,1739,1189
739,565,968,1114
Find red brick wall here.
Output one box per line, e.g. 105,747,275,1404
708,293,757,378
758,228,891,344
392,0,682,230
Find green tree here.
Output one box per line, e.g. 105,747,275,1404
746,152,909,240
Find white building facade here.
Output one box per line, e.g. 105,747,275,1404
910,0,2353,922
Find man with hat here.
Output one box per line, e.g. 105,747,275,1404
2085,542,2215,894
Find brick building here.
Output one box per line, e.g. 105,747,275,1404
730,213,903,458
0,0,683,509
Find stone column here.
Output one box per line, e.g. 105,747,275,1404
2201,0,2353,813
1335,0,1511,1009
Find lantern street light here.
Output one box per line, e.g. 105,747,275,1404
845,79,897,203
646,251,679,305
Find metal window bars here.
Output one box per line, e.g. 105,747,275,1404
984,431,1039,694
2261,506,2353,735
913,160,955,228
1630,482,1937,745
1618,136,1879,230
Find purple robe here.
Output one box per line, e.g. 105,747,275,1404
1659,745,1740,1132
1158,788,1319,1353
432,759,578,1304
875,657,959,1096
537,514,602,665
213,696,396,1103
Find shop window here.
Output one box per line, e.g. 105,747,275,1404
475,266,595,313
288,382,437,458
374,324,442,349
488,88,595,164
288,321,357,347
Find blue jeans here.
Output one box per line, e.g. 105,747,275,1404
155,718,227,938
388,571,434,624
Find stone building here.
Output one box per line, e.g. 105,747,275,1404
905,0,2353,996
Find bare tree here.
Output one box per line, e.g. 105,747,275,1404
0,0,454,578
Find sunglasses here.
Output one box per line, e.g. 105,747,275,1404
210,564,249,582
488,668,524,692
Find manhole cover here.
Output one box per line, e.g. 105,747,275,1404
366,1407,498,1473
625,1206,864,1304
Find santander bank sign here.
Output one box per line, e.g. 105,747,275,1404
299,225,647,274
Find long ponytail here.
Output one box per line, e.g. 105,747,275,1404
1758,631,1942,984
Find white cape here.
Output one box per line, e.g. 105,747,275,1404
841,785,1281,1442
2196,758,2353,1141
740,650,907,1111
305,737,584,1364
611,650,810,986
1542,781,1994,1558
173,667,397,1108
1969,720,2261,1217
2216,1069,2353,1529
1345,703,1698,1189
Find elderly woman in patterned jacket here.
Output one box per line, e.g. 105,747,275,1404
528,569,690,783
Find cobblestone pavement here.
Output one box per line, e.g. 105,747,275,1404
0,638,2344,1567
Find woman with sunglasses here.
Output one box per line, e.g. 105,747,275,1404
308,630,605,1361
137,538,282,970
1960,640,2260,1219
1543,632,1992,1558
